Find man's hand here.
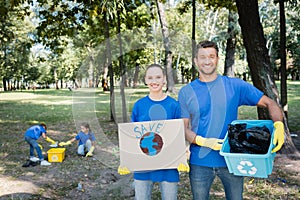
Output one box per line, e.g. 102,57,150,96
195,136,224,151
45,137,56,145
59,141,72,146
38,143,43,150
177,163,190,172
118,166,130,175
50,142,58,147
86,146,95,157
272,121,285,153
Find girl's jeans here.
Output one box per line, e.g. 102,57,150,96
24,136,44,160
77,139,92,155
134,179,178,200
189,164,244,200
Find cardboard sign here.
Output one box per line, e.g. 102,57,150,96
118,119,188,171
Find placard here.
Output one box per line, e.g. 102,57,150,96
118,119,188,171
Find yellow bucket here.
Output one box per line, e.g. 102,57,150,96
47,148,66,162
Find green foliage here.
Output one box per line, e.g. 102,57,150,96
286,1,300,74
199,0,236,11
286,81,300,132
1,0,300,92
0,1,35,90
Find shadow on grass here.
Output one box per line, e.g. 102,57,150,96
0,193,52,200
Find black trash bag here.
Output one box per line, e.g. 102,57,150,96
22,160,40,167
228,123,248,153
227,124,271,154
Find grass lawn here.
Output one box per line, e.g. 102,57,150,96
0,81,299,199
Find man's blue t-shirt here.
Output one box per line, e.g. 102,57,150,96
131,95,181,182
24,125,46,140
178,75,263,167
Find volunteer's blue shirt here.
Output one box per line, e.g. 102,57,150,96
132,95,181,182
24,125,46,140
178,75,263,167
75,131,96,146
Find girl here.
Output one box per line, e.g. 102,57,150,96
59,122,96,157
128,64,181,200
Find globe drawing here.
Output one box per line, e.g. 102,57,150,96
139,132,163,156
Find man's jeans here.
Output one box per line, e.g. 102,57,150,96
134,179,178,200
24,136,44,160
189,164,244,200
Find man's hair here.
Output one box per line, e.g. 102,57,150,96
40,123,47,130
195,40,219,57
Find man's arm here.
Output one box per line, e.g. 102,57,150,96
183,118,197,143
257,95,285,152
257,95,283,122
42,133,57,145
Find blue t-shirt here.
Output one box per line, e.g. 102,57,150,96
75,131,96,146
132,95,181,182
24,125,46,140
178,75,263,167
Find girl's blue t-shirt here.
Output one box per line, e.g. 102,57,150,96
131,95,181,182
75,131,96,146
24,125,46,140
178,75,263,167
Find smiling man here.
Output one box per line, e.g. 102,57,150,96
178,40,284,200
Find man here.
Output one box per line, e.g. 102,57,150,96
178,40,284,200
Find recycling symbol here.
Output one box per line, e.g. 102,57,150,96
51,155,58,161
237,160,257,175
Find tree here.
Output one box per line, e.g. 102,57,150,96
117,3,128,123
103,9,116,122
192,0,197,80
276,0,288,119
156,0,176,93
0,1,34,91
235,0,297,154
224,10,238,77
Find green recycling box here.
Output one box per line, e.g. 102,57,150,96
220,120,276,178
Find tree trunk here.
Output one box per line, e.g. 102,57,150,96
235,0,297,154
224,10,237,77
54,68,59,90
104,11,116,122
3,78,7,91
60,79,63,89
117,6,127,123
86,45,95,88
133,63,140,88
102,63,109,91
156,0,175,93
208,9,219,40
191,0,197,81
279,0,288,119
